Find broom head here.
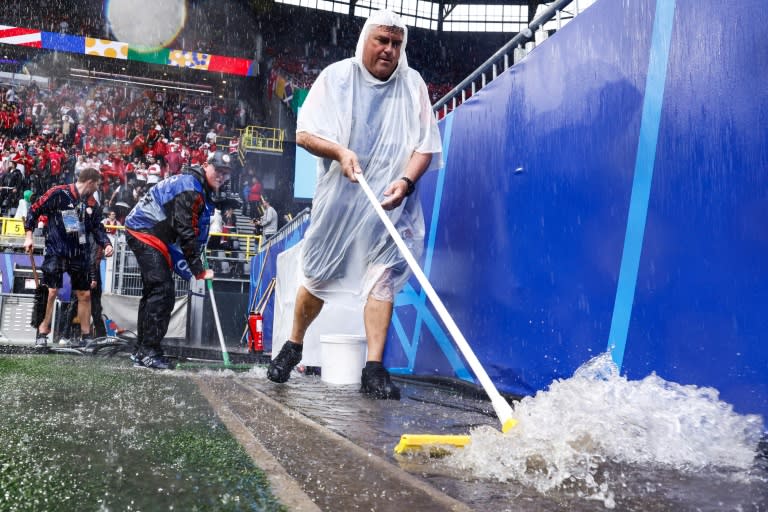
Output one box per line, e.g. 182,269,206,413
30,284,48,328
394,434,472,457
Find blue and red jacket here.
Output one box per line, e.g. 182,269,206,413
125,165,213,278
25,183,111,259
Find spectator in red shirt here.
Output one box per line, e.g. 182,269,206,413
247,177,262,220
153,137,168,166
113,122,127,141
165,142,183,176
101,210,122,243
48,145,64,186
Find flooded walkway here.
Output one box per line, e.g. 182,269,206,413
0,352,765,511
196,363,768,512
197,374,471,511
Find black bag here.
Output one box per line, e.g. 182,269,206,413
29,254,48,329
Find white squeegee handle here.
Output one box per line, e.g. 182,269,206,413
357,172,515,432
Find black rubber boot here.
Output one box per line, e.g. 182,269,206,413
360,361,400,400
267,341,303,383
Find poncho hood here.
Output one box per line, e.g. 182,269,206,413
354,9,409,84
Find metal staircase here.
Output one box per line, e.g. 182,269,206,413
433,0,590,117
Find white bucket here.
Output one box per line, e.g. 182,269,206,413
319,334,367,385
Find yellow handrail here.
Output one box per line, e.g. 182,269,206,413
112,225,262,260
207,231,262,260
241,125,284,155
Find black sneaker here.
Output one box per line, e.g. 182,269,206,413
130,350,145,367
68,333,91,349
267,341,303,383
34,333,49,349
360,362,401,400
141,354,173,370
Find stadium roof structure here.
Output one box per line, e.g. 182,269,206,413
268,0,581,33
0,0,589,99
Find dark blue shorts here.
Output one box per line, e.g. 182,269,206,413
41,254,90,291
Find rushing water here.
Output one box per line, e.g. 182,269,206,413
442,354,766,509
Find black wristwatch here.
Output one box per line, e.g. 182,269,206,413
400,176,415,196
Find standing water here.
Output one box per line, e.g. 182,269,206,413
442,354,766,510
210,352,766,511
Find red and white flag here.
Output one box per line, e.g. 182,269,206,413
0,26,42,48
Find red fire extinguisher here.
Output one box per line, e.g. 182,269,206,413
247,312,264,353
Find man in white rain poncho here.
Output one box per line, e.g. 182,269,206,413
267,10,442,399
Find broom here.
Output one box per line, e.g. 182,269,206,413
29,253,48,329
356,173,517,456
176,255,253,371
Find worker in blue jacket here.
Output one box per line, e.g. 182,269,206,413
124,151,232,369
23,167,114,348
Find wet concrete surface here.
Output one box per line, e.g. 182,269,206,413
195,368,768,512
194,370,589,512
197,372,474,511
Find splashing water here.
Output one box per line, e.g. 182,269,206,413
447,353,764,506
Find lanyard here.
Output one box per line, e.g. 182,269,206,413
69,183,86,222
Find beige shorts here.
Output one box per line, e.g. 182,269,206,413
303,267,396,303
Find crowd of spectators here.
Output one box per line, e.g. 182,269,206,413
0,0,106,40
264,17,503,109
1,1,503,111
267,44,460,109
0,80,248,228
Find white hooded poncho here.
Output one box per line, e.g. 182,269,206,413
297,10,443,303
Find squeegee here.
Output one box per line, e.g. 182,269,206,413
356,172,517,455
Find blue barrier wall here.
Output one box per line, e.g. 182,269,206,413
381,0,768,422
256,0,767,423
1,253,72,300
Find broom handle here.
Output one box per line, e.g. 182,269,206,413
207,280,231,367
202,253,231,367
255,278,276,314
29,253,40,288
357,173,515,432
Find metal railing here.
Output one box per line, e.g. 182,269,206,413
215,130,247,166
109,237,191,298
259,207,311,252
433,0,581,118
240,125,285,155
206,231,262,279
107,225,260,288
208,231,262,258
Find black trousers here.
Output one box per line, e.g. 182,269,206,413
126,233,175,355
91,272,105,337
